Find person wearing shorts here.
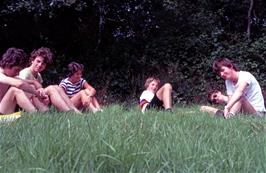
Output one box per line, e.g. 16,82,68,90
139,77,172,113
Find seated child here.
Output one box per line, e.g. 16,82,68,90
59,62,102,113
139,77,172,113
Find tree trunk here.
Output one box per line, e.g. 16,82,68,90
247,0,254,39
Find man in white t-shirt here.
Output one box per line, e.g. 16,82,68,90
208,58,265,118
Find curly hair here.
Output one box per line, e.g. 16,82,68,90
30,47,54,65
0,47,28,68
67,62,84,77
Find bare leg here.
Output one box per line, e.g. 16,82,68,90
53,85,81,113
91,97,101,109
227,98,256,117
0,87,37,114
70,90,100,112
228,100,242,115
200,105,220,114
44,85,74,112
70,90,88,108
156,83,172,109
32,97,49,112
240,98,257,115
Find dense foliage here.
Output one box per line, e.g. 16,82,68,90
0,0,266,105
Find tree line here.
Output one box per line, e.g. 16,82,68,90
1,0,266,105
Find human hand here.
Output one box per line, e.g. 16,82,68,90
85,89,91,96
42,95,50,105
223,106,230,119
36,88,48,100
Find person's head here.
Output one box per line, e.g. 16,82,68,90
212,58,239,80
144,77,160,93
207,90,223,104
67,62,84,82
0,47,28,76
29,47,53,73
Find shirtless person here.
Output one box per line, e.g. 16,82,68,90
0,47,46,114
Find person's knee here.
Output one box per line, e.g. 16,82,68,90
45,85,57,94
10,87,24,95
163,83,172,91
81,90,87,96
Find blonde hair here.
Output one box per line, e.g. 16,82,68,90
144,77,160,89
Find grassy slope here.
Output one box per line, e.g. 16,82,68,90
0,105,266,173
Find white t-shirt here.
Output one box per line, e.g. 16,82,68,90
139,90,155,103
19,67,43,83
226,71,265,112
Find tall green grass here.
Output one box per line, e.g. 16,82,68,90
0,105,266,172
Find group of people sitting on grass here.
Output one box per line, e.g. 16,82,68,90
139,58,266,118
0,47,102,115
0,47,265,118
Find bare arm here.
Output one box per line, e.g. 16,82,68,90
226,82,248,109
83,82,96,96
0,73,44,98
224,82,248,118
16,77,43,89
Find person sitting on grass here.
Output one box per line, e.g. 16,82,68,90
139,77,172,113
19,47,81,113
201,58,265,118
0,47,47,114
59,62,102,113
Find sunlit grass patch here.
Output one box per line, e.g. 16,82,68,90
0,105,266,172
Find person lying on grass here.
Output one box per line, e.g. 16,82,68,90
0,47,47,114
19,47,81,113
200,90,229,117
201,58,265,118
139,77,172,113
59,62,102,113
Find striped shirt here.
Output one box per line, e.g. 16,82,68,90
59,78,86,98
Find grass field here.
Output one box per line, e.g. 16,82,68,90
1,105,266,173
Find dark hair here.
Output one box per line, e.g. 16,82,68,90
30,47,53,65
207,89,220,104
212,58,238,75
144,77,160,89
0,47,28,68
67,62,84,77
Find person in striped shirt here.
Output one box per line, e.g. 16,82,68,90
59,62,102,113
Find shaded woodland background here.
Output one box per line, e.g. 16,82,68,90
1,0,266,106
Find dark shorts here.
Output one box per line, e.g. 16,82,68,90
147,95,164,110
